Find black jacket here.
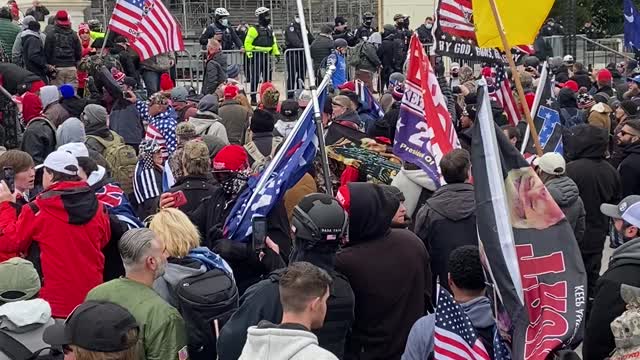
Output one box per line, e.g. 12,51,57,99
618,142,640,197
45,25,81,67
354,25,375,42
583,238,640,360
570,70,592,90
59,97,86,118
20,117,56,165
187,187,292,294
218,267,354,360
336,183,430,360
25,5,49,21
414,183,477,299
565,125,621,253
333,29,357,47
379,29,403,75
21,32,47,80
110,45,140,82
109,98,144,146
416,24,434,44
168,175,217,214
199,22,243,50
284,22,313,49
0,62,41,95
310,34,334,72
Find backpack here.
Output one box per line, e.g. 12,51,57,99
0,331,63,360
348,42,366,69
175,254,238,360
610,285,640,360
86,131,137,194
51,30,76,63
244,136,283,174
560,108,586,128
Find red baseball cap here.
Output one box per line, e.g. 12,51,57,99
337,81,356,92
212,145,248,172
224,84,239,100
597,69,612,83
559,80,579,92
336,185,351,214
56,10,71,26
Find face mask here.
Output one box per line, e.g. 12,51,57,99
221,174,248,196
220,18,229,27
364,20,372,26
451,72,459,78
426,23,433,29
260,16,271,26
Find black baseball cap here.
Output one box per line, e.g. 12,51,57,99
43,301,139,352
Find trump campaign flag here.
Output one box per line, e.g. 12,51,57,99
108,0,184,60
224,90,328,241
394,34,460,187
472,81,586,359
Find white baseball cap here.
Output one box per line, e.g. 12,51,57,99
534,152,566,175
38,150,79,175
58,142,89,158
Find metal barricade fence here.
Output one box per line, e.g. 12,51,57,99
175,49,197,90
283,48,307,98
201,49,276,101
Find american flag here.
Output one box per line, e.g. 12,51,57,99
224,90,327,241
436,0,475,40
95,183,143,228
434,287,491,360
138,101,177,159
493,328,513,360
487,64,521,126
108,0,184,60
133,142,163,204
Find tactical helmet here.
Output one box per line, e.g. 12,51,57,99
292,193,348,248
255,7,270,16
214,7,230,17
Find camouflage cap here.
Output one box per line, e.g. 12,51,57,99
149,92,169,106
176,122,197,141
182,140,209,162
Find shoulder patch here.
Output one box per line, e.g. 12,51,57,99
289,26,294,31
178,346,189,360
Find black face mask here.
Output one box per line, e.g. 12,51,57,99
364,19,372,26
259,15,271,26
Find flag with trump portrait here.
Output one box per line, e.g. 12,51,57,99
393,34,460,188
224,90,328,241
471,81,586,360
108,0,184,60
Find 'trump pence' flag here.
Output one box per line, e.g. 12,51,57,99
108,0,184,60
224,90,327,241
434,286,490,359
394,34,460,187
471,81,586,360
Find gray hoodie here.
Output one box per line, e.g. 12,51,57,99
545,176,586,245
609,238,640,269
55,117,85,146
238,321,338,360
402,296,494,360
0,299,55,360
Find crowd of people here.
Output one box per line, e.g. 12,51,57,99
0,4,636,360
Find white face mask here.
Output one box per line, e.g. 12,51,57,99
294,17,300,23
220,18,229,27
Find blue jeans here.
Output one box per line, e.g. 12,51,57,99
142,70,160,97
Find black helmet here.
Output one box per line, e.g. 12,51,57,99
292,193,348,248
363,12,374,19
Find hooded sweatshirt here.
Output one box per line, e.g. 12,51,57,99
402,296,494,360
545,176,586,245
189,95,229,143
39,85,59,109
414,183,477,297
336,183,430,360
583,238,640,360
0,181,111,317
239,321,338,360
55,117,85,145
391,167,437,218
565,125,621,253
618,142,640,197
0,299,55,360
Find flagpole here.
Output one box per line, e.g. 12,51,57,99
295,0,334,196
99,28,111,59
487,0,544,157
520,62,548,154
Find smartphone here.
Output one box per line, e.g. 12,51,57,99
3,167,14,193
252,216,268,251
172,190,187,208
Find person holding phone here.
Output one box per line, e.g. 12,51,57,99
0,150,35,209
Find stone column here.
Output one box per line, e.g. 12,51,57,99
17,0,91,30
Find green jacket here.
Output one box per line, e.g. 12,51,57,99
86,278,189,360
0,18,19,57
244,25,280,57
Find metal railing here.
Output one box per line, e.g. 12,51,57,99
0,84,21,149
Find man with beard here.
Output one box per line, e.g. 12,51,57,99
615,119,640,197
86,228,189,360
583,196,640,360
217,193,354,360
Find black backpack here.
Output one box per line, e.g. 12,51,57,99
0,331,63,360
175,266,238,360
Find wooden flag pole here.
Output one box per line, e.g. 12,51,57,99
487,0,544,157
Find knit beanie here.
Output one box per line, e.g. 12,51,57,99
83,104,108,126
621,100,640,116
59,84,75,100
250,109,275,133
262,88,280,110
577,93,595,110
160,73,174,91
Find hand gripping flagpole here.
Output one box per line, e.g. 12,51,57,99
295,0,335,196
488,0,544,157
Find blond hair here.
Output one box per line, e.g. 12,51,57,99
72,329,140,360
149,208,200,257
207,38,221,56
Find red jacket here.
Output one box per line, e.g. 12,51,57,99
0,181,111,318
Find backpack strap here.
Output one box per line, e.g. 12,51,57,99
244,141,265,163
270,137,283,157
0,331,35,360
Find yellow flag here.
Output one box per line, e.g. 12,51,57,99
474,0,554,49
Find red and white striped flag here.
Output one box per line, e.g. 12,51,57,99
436,0,475,40
108,0,184,60
483,64,521,126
